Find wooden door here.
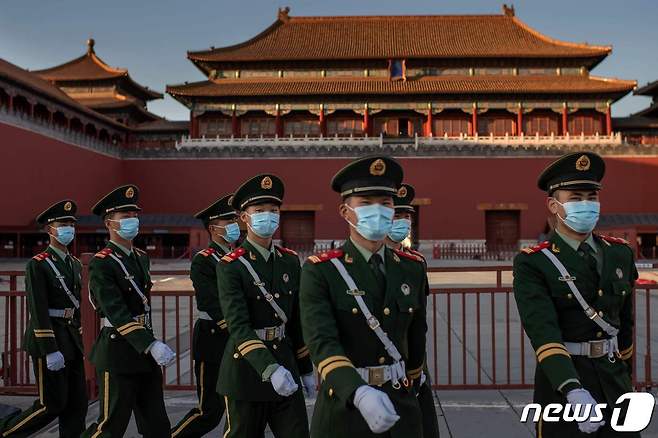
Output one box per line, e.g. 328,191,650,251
485,210,520,250
280,211,315,252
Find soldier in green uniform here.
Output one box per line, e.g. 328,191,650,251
171,194,240,438
81,185,176,438
300,156,428,438
0,200,87,438
385,183,440,438
217,174,315,438
513,152,638,437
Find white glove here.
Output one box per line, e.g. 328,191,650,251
419,371,427,387
353,385,400,434
566,388,605,434
270,366,299,396
301,373,317,399
149,340,176,366
46,351,65,371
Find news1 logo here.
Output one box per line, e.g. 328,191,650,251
520,392,656,432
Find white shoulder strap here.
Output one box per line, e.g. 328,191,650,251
108,252,152,328
237,256,288,324
329,258,407,385
540,248,619,339
44,257,80,309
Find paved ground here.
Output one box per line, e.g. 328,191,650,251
2,388,656,437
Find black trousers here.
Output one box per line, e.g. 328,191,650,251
171,361,224,437
223,390,308,438
81,366,170,438
0,353,88,438
418,378,440,438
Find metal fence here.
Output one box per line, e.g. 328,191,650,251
1,265,655,395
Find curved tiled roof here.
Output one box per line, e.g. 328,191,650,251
188,12,611,63
167,75,635,99
34,39,162,100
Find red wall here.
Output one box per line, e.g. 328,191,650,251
0,123,122,226
3,121,658,240
122,155,658,240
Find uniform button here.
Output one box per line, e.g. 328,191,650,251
289,291,293,295
378,356,385,365
596,331,603,338
256,296,261,300
352,308,358,314
275,293,280,299
408,307,414,313
598,311,604,317
622,290,626,296
328,388,334,397
598,289,604,297
567,294,573,299
273,344,278,350
211,329,216,334
233,353,239,359
274,313,279,319
110,334,116,339
383,307,390,316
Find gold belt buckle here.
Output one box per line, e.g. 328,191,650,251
63,308,74,319
368,367,386,386
589,340,605,358
265,327,276,341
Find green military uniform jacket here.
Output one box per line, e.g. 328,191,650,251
513,233,636,403
217,239,313,401
191,241,229,363
88,241,158,374
300,239,427,438
24,247,83,360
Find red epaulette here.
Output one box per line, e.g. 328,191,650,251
221,247,246,263
33,252,49,261
521,241,550,255
94,248,113,259
307,249,344,264
199,247,216,257
276,246,298,257
406,248,426,261
394,248,423,262
598,234,630,246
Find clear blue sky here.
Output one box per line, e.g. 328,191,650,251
1,0,656,121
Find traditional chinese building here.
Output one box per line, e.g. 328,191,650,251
614,79,658,146
2,6,658,260
168,6,634,140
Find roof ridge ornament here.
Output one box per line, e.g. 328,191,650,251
87,38,95,55
502,4,515,17
278,6,290,22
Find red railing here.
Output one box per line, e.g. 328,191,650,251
1,264,656,395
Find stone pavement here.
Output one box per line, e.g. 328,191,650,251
2,388,656,437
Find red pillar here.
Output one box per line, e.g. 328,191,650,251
426,109,433,136
48,111,54,125
275,108,283,137
190,112,199,138
29,102,34,118
562,105,569,135
605,104,612,135
363,108,370,136
232,110,240,137
472,109,478,136
319,108,326,137
517,107,523,136
7,94,13,112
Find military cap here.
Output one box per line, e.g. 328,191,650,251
36,199,77,225
331,155,403,198
194,193,237,223
231,174,284,210
537,152,605,194
394,183,415,213
91,184,141,217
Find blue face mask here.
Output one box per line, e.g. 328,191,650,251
388,218,411,243
346,204,394,241
247,212,279,238
215,222,240,243
51,225,75,246
556,200,600,234
110,217,140,241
